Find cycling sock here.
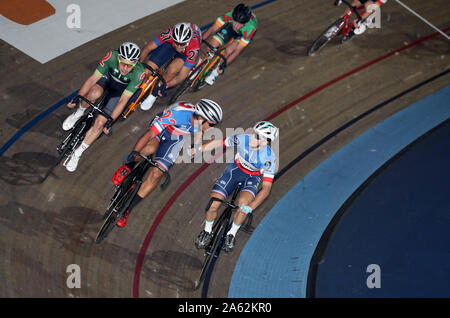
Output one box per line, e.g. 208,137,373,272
227,222,241,237
74,141,89,157
75,106,86,116
128,194,143,212
204,219,214,233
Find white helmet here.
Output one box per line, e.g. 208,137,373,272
253,121,279,141
118,42,140,61
195,99,223,124
173,22,193,44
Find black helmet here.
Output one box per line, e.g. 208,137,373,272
232,3,252,24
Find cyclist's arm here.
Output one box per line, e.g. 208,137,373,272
202,21,220,41
109,93,132,121
140,40,158,63
69,70,102,108
199,137,223,152
247,181,272,212
166,65,191,88
224,41,245,66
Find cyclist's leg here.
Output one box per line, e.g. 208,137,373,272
141,43,177,110
203,163,240,229
117,131,180,226
164,57,186,89
63,83,104,131
112,119,161,185
223,174,261,251
63,84,106,171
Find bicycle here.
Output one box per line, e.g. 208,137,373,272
307,0,365,56
169,40,228,104
120,63,169,119
95,152,171,244
194,182,254,290
41,95,113,182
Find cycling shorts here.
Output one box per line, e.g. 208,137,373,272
148,42,186,69
153,128,186,171
211,162,262,199
96,71,127,116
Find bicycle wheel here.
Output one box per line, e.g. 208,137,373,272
170,60,208,104
95,181,140,244
169,78,192,104
194,219,227,290
307,17,344,56
41,119,88,182
103,166,141,220
193,59,219,91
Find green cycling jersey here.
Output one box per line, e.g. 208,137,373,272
95,50,146,96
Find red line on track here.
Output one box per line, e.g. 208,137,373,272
133,27,450,298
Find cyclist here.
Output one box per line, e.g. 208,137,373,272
340,0,388,39
62,42,146,172
200,3,258,85
112,99,223,228
194,121,278,252
139,22,202,111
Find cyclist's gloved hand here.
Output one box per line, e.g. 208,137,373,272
67,95,80,108
156,82,167,97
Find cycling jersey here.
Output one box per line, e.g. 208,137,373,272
154,23,202,68
213,9,258,47
150,101,199,136
360,0,387,4
147,101,199,171
223,134,277,183
95,50,146,97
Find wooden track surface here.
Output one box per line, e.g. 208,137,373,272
0,0,449,297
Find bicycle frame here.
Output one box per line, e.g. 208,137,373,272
42,95,112,182
339,1,367,36
191,40,229,87
121,63,168,119
194,183,242,289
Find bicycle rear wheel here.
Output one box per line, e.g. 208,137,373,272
307,17,344,56
194,219,227,289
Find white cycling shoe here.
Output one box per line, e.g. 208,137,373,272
204,68,219,86
63,153,81,172
62,112,83,131
140,94,157,111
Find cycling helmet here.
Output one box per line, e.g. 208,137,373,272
232,3,252,24
195,99,223,124
173,22,193,44
118,42,140,62
253,121,279,141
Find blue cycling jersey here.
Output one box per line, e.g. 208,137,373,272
223,134,277,183
150,101,199,136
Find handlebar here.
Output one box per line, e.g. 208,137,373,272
334,0,363,21
136,152,171,190
207,197,239,211
202,40,228,68
73,95,113,125
143,63,167,89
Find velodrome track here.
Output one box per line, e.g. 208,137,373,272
0,0,449,297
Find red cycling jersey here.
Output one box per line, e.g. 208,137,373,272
154,23,202,68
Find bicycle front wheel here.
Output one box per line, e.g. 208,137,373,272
95,182,140,244
307,17,344,56
194,220,227,290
